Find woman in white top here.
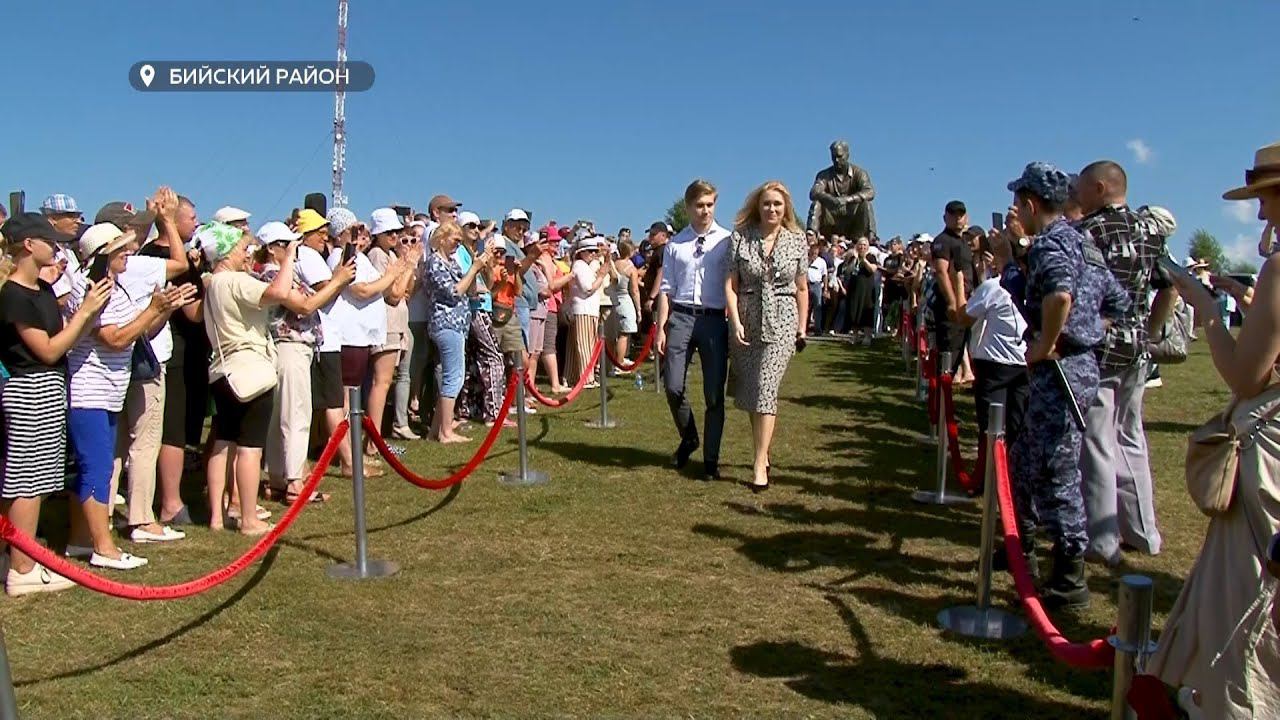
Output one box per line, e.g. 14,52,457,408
365,209,418,442
957,231,1029,450
198,222,300,535
328,214,403,461
65,224,192,570
605,240,642,374
566,238,610,388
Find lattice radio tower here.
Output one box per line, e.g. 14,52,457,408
331,0,349,208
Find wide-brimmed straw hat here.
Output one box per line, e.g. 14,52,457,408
1223,141,1280,200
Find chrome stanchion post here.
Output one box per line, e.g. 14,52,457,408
329,387,399,579
0,628,18,720
585,343,617,429
500,355,549,487
1109,575,1156,720
913,352,971,505
938,404,1027,638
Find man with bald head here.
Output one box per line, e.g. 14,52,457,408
807,140,877,242
1074,159,1175,566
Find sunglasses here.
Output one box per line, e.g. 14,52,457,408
694,236,706,258
400,237,420,245
462,223,479,230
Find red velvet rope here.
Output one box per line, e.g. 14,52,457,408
524,338,604,408
0,419,349,601
604,325,656,372
993,438,1115,669
940,374,982,496
365,373,517,490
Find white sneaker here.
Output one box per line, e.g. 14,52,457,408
391,425,421,440
130,526,186,543
6,564,75,597
1145,377,1163,389
523,405,538,415
64,544,94,560
89,552,148,570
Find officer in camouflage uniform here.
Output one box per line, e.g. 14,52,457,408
1005,162,1130,610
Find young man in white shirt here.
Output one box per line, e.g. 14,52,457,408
655,180,732,480
805,243,827,334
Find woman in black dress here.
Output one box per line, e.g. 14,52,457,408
842,237,878,345
0,214,111,595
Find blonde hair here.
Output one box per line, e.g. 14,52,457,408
684,179,718,207
735,181,803,234
430,220,462,251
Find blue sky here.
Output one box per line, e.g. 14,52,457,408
4,1,1276,265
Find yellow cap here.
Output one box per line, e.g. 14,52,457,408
294,208,329,235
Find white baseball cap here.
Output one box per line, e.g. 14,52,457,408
504,208,529,223
256,221,302,246
458,211,481,227
213,206,251,224
78,223,131,260
369,207,404,236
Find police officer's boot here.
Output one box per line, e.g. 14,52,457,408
1042,546,1090,610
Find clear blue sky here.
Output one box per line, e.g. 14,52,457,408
4,1,1276,265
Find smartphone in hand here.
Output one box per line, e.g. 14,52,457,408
88,255,110,283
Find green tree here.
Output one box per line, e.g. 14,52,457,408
1226,258,1260,275
1187,229,1229,273
664,197,689,233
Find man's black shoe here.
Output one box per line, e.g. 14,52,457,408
672,442,699,469
702,462,720,481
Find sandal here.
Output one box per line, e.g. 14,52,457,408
239,522,276,538
285,484,331,505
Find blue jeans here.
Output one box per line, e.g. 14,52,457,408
431,327,467,399
69,408,119,503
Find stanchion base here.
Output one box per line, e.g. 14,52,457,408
937,605,1027,639
911,490,975,505
584,419,619,429
327,559,400,580
498,470,550,487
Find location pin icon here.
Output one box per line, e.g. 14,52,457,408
139,64,155,88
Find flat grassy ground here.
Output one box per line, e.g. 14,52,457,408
0,337,1227,719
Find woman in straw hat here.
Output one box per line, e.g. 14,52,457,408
1146,141,1280,718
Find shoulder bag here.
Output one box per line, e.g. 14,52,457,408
206,278,278,402
1147,299,1191,365
1186,384,1280,516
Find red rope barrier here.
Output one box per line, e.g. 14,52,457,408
993,438,1114,669
604,326,656,372
525,338,604,408
365,373,517,490
940,374,982,496
0,419,349,601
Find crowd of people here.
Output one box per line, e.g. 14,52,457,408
1,141,1278,716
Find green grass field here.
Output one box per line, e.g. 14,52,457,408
0,337,1229,719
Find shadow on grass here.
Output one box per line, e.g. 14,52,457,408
295,482,462,542
15,548,282,688
1142,420,1200,434
730,594,1091,716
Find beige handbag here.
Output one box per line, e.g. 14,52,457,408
207,281,278,403
1186,385,1280,516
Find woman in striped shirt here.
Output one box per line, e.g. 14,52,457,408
64,223,193,571
0,214,111,594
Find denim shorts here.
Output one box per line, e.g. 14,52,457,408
431,327,467,399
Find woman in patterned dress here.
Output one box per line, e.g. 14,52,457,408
725,181,810,492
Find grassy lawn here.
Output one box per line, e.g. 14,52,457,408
0,337,1227,719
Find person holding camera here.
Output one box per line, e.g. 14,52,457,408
724,181,809,493
566,237,610,388
1147,141,1280,718
65,223,194,567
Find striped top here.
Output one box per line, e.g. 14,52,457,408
65,272,141,411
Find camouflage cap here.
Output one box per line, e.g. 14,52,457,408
1007,162,1073,205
